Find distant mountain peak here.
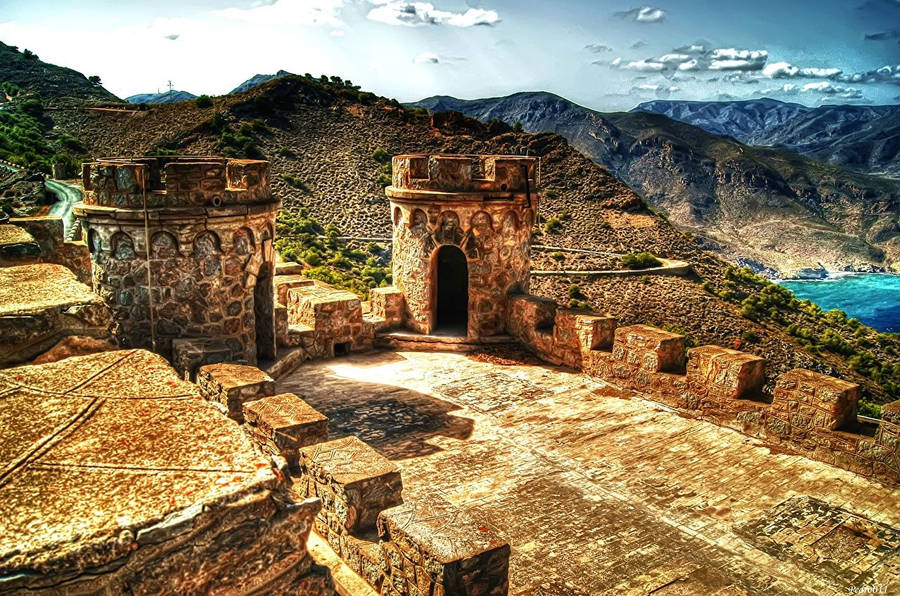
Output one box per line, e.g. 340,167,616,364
125,90,197,105
229,70,294,95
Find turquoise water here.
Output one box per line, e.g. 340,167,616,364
781,274,900,333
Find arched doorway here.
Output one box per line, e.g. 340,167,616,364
434,245,468,335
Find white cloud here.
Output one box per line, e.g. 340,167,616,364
615,6,667,23
707,48,768,71
835,64,900,84
215,0,346,26
585,43,613,53
623,59,666,72
631,82,680,98
367,1,500,27
801,81,864,98
762,61,842,79
414,51,440,64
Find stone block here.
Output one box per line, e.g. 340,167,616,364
377,494,510,596
369,286,406,328
773,369,859,431
243,393,328,468
687,345,766,401
197,363,275,422
576,313,616,351
298,435,402,536
614,325,686,373
876,400,900,449
275,260,305,276
275,274,315,305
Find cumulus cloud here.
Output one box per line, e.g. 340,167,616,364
762,61,842,79
215,0,346,26
612,45,768,73
585,43,613,53
758,82,865,100
615,6,666,22
834,64,900,84
367,1,500,27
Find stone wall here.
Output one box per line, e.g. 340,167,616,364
386,154,538,339
5,217,91,284
230,370,512,595
76,156,278,364
505,293,900,486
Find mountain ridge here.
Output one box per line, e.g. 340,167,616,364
411,92,900,278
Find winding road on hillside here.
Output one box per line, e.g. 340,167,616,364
45,178,80,237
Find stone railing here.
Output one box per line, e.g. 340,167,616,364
81,156,271,209
196,362,511,595
390,154,539,195
505,293,900,486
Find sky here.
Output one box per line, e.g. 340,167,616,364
1,0,898,111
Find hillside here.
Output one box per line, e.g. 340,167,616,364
38,74,900,407
634,99,900,178
412,92,900,277
0,41,119,102
229,70,293,95
125,90,197,104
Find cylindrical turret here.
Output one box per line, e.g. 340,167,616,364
75,156,279,364
385,154,539,339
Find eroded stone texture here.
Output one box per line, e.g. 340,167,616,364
197,362,276,422
378,494,511,596
687,345,766,401
0,349,332,594
286,282,373,356
297,435,403,536
0,263,112,366
367,286,406,332
386,154,539,339
772,368,859,431
244,392,329,468
76,156,278,364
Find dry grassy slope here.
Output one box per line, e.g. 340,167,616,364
50,77,899,404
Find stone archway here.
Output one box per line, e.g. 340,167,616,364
433,245,468,335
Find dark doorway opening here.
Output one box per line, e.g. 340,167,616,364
434,245,468,335
334,341,351,356
254,263,276,363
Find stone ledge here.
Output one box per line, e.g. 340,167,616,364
244,392,329,468
197,362,276,422
298,436,403,535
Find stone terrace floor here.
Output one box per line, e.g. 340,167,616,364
279,350,900,595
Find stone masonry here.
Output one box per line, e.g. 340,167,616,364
386,154,538,338
75,156,279,365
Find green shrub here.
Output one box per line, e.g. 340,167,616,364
372,147,391,163
741,330,761,343
544,218,562,234
621,252,662,270
549,251,565,262
194,95,212,108
858,400,882,419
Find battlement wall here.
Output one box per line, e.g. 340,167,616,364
505,293,900,486
81,156,271,209
388,154,539,197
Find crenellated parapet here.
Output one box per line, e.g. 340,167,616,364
504,292,900,486
389,154,538,197
81,156,271,209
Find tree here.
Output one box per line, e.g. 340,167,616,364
88,75,101,86
22,49,38,61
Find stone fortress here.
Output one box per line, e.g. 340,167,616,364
0,153,898,595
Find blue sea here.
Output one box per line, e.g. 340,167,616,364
781,274,900,333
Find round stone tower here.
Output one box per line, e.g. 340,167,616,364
385,154,539,339
75,156,279,364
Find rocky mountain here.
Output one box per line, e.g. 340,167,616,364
229,70,293,95
411,92,900,277
634,99,900,178
125,90,197,104
0,41,119,102
33,74,897,405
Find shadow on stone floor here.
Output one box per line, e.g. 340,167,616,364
278,371,474,460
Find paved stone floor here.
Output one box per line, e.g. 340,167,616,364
279,350,900,595
0,349,276,580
